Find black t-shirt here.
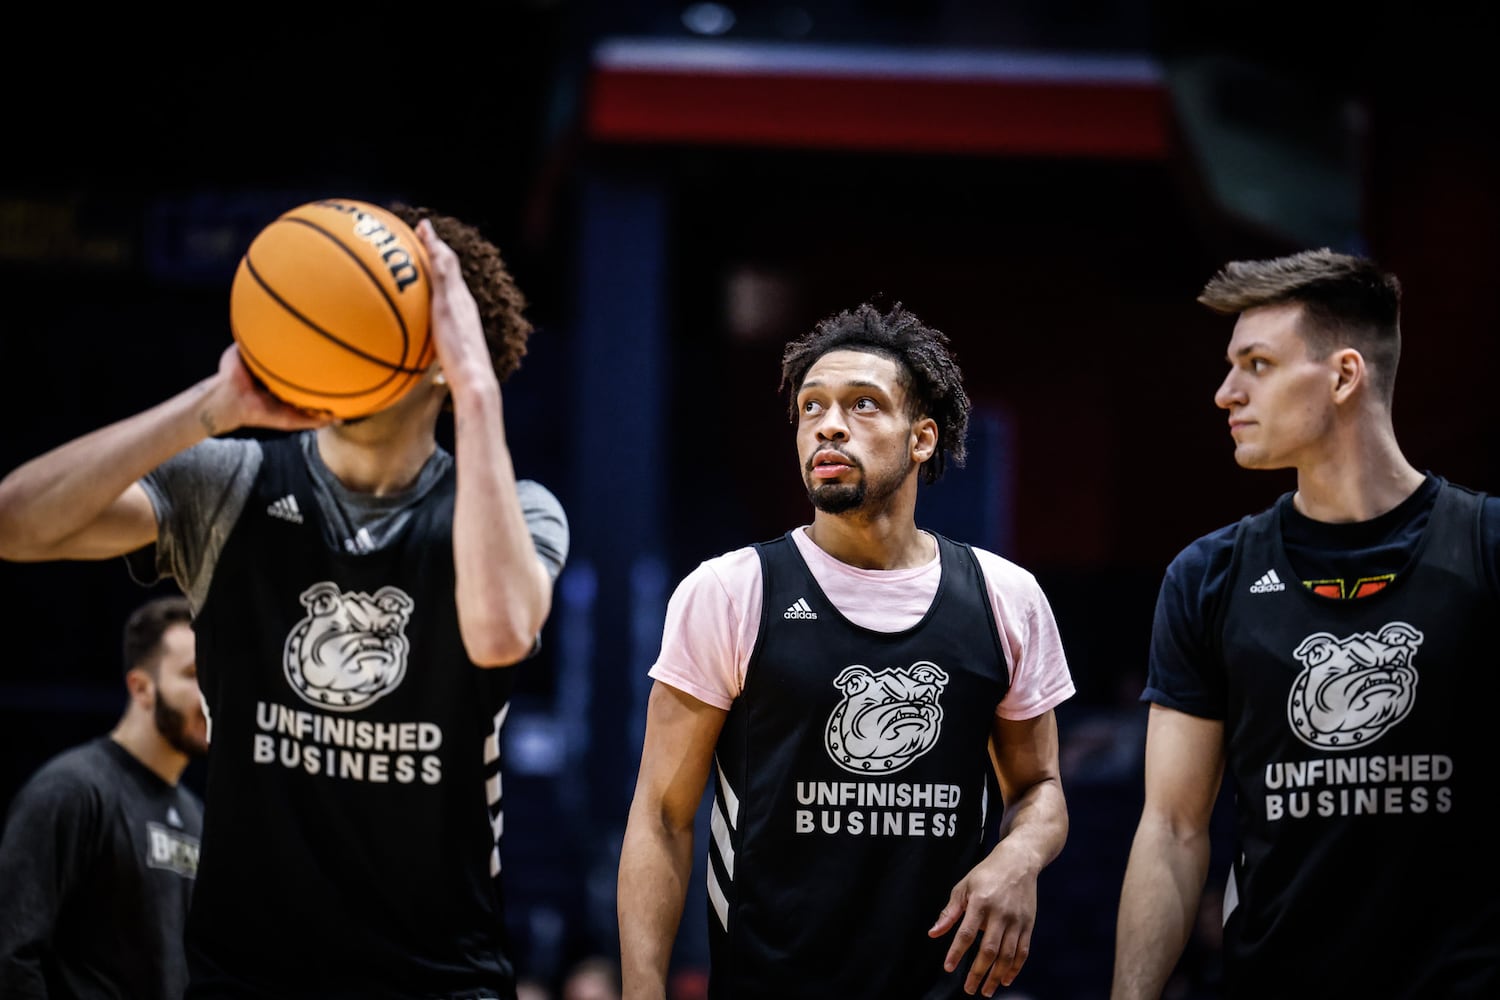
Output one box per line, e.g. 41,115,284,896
1144,475,1500,997
0,736,203,999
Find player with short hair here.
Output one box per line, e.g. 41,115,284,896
0,594,207,999
1112,248,1500,998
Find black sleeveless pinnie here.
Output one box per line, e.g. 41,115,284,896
708,531,1010,1000
1214,482,1500,999
187,437,517,1000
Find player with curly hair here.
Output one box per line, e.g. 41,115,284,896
0,204,570,999
618,300,1074,999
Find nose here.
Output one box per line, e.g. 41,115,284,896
1214,369,1243,411
816,404,850,441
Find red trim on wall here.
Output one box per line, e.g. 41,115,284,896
586,65,1171,159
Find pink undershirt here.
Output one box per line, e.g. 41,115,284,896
649,526,1075,720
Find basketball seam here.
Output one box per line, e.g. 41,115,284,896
245,217,427,375
235,336,418,399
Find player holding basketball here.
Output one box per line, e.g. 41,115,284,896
0,206,569,999
1111,249,1500,998
617,301,1074,999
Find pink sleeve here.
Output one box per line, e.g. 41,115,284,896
974,549,1077,720
647,547,763,710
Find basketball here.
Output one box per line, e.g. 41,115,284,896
229,198,434,419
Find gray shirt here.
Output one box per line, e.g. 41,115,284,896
136,432,569,612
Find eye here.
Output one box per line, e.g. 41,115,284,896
853,397,878,412
801,398,823,416
1250,358,1270,373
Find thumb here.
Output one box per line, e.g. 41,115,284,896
928,886,967,937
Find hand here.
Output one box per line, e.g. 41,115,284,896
928,851,1039,996
414,218,494,394
200,344,335,436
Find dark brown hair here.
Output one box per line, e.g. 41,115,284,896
780,300,969,485
388,203,532,384
122,595,192,676
1198,248,1403,401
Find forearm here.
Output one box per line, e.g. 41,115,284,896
618,813,696,1000
1111,816,1211,999
0,379,217,560
993,775,1068,875
448,376,551,666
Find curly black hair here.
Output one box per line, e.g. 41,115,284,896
779,301,969,484
387,202,532,384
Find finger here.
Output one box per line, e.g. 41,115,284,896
928,898,964,938
943,913,984,973
979,926,1029,996
972,929,1020,995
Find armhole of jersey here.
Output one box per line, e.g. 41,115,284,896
956,538,1008,681
742,540,776,699
1207,514,1257,667
1464,486,1500,602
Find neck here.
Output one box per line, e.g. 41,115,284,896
111,716,188,786
806,506,934,570
1292,423,1425,522
315,393,442,495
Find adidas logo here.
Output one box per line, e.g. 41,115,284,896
267,494,303,524
167,806,183,829
1249,569,1286,594
343,527,375,555
783,597,819,620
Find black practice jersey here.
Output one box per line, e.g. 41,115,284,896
707,532,1010,1000
1152,478,1500,998
186,436,518,1000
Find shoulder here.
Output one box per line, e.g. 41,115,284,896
515,479,569,534
516,478,564,513
7,742,111,818
1163,521,1241,582
966,545,1041,592
677,545,762,595
146,434,263,489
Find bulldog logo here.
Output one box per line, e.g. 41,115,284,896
1287,621,1422,749
284,582,414,711
825,661,949,774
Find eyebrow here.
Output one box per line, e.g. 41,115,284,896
1229,342,1272,360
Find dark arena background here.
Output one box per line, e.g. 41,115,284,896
1,3,1495,997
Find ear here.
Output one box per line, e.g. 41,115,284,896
123,667,154,710
1331,348,1365,403
910,417,938,464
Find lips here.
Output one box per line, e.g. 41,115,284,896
808,449,857,475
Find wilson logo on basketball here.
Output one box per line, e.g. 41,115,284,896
320,199,423,292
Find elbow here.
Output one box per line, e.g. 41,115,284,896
459,580,553,668
461,613,542,669
465,631,536,669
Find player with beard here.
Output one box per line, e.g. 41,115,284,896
618,300,1076,999
0,595,207,999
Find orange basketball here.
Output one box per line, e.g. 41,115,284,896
229,198,434,419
